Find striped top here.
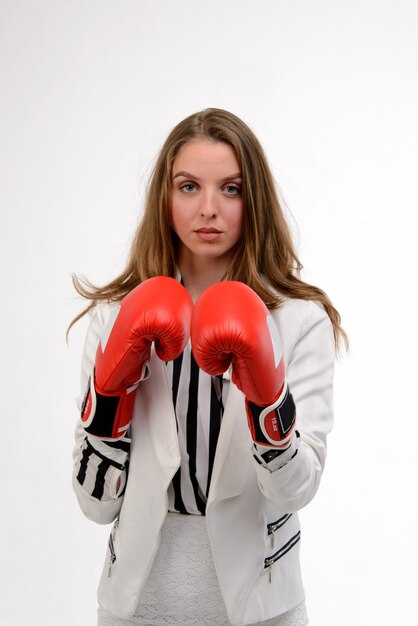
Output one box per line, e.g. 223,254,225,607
166,341,228,515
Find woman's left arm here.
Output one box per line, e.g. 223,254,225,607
253,300,335,511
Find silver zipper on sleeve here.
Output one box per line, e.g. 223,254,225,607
264,530,300,583
107,517,119,577
267,513,292,548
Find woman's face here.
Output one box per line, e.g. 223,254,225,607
170,139,244,269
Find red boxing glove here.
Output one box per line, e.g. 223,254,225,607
191,281,295,448
81,277,193,440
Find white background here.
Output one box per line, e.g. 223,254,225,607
1,1,417,624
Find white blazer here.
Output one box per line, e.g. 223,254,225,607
73,295,335,626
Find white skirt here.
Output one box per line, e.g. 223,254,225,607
98,513,308,626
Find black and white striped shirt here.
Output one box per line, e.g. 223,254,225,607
166,341,227,515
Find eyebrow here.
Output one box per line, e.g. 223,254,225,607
172,170,242,181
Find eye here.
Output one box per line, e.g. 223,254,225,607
179,182,197,193
224,184,242,196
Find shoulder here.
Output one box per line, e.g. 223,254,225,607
272,297,330,331
87,300,121,328
82,300,121,352
270,296,334,365
79,300,122,385
261,276,329,328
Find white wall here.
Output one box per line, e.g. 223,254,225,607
1,1,417,624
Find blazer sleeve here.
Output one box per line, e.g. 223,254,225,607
72,303,129,525
253,299,335,512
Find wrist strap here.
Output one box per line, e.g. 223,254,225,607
81,364,146,440
246,384,296,446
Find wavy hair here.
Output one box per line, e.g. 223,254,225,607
70,108,347,351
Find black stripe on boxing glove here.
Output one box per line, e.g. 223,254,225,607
80,370,141,440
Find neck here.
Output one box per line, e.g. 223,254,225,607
178,256,230,302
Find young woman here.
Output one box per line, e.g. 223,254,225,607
71,108,346,626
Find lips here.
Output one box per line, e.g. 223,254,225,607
195,228,222,241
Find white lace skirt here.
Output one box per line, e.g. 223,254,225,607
98,513,308,626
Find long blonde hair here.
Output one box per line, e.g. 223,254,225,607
70,108,348,351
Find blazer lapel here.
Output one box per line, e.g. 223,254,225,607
208,382,253,504
137,348,181,484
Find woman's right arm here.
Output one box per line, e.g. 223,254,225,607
72,303,130,525
72,278,193,524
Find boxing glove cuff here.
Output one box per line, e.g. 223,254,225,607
81,364,148,440
246,383,296,447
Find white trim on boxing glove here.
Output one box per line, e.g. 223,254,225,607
246,381,296,447
258,383,294,446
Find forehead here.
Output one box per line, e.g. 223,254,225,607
172,139,240,174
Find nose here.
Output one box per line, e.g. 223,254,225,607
199,189,218,217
